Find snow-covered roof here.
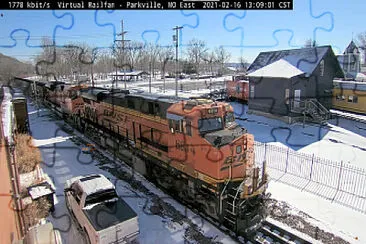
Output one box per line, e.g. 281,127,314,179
76,174,115,196
247,46,343,78
247,59,305,78
333,79,366,91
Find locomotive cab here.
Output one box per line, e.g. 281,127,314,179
167,99,267,197
167,98,268,234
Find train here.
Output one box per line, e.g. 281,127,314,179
17,77,269,236
225,74,249,102
332,79,366,114
10,87,29,134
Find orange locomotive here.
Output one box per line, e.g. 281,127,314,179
76,87,268,235
25,78,268,235
226,74,250,102
43,81,85,116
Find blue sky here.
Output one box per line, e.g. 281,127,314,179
0,0,365,64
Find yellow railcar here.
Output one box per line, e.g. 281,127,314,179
332,80,366,114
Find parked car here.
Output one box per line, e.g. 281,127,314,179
64,174,139,244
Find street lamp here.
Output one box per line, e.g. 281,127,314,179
173,26,183,97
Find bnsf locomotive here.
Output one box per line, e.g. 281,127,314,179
25,79,268,236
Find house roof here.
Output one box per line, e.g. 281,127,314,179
247,46,334,78
109,70,149,76
344,41,360,54
247,59,305,78
337,54,358,65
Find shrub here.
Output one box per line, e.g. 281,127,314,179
15,134,42,174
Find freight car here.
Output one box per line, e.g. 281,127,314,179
11,88,29,133
226,74,249,102
332,79,366,114
22,79,269,236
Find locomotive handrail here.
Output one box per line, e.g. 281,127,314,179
219,179,230,215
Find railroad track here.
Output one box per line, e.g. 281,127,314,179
254,220,312,244
37,99,315,244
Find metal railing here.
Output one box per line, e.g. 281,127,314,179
254,141,366,213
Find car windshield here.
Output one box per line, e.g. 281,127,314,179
198,117,223,134
85,189,118,206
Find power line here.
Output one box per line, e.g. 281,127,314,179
173,25,183,97
114,20,130,89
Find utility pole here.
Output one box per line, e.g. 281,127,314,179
173,25,183,97
114,20,130,89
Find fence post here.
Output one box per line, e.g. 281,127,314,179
337,161,343,191
309,153,315,180
264,143,267,163
285,146,289,173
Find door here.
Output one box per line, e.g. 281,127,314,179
293,89,301,108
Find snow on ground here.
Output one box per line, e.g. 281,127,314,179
299,123,366,169
232,102,366,170
26,102,236,244
267,181,365,243
1,87,13,141
330,109,366,123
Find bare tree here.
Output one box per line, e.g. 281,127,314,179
157,45,174,92
357,32,366,65
36,37,56,81
145,43,160,77
238,56,248,72
94,49,114,75
186,39,208,75
158,45,174,76
125,41,144,70
215,46,231,76
201,51,217,76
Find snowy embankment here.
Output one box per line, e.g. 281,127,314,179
1,87,13,141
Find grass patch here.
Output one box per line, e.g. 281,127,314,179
15,134,42,174
23,196,51,229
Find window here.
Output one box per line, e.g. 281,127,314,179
148,102,154,114
250,85,255,98
127,99,135,109
185,120,192,136
225,112,235,124
236,145,242,154
348,95,358,103
207,108,218,114
320,60,325,76
285,89,290,104
85,189,118,206
198,117,223,134
236,84,241,93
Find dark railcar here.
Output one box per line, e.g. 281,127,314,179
12,92,29,133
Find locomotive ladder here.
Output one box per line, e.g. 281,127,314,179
223,181,244,233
